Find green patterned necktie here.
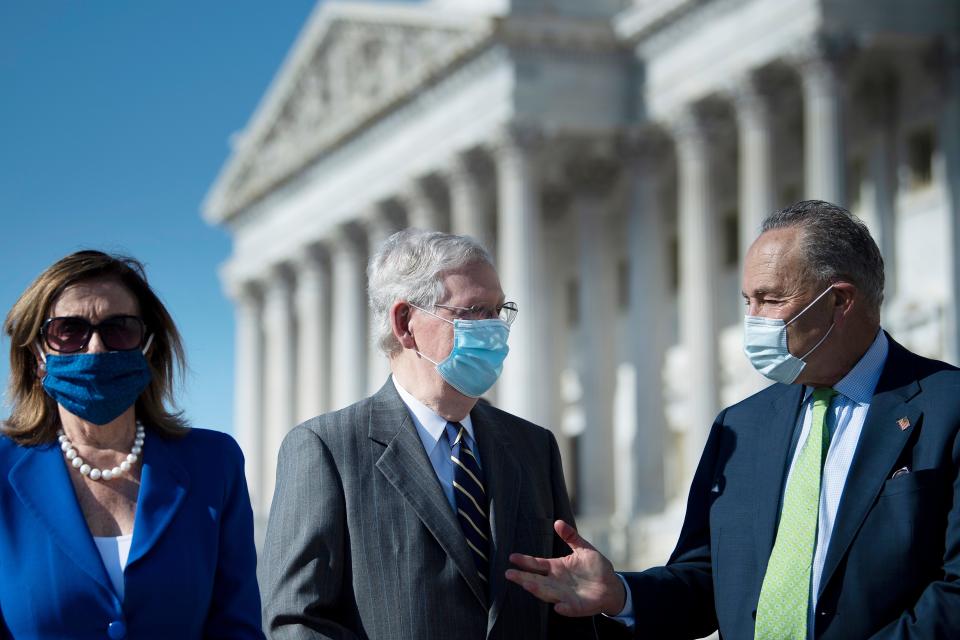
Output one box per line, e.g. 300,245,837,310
755,387,837,640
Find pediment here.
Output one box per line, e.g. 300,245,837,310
205,2,494,223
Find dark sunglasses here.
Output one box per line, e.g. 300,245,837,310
41,315,146,353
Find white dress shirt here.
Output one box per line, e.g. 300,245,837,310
392,377,482,513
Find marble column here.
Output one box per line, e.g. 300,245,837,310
230,279,265,515
733,74,776,259
494,125,551,427
942,39,960,363
261,264,297,505
623,132,669,516
330,224,368,409
405,178,448,231
449,151,495,255
862,72,899,303
294,245,331,423
799,40,848,204
570,153,619,519
673,110,721,476
366,206,403,393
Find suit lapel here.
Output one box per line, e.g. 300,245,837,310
818,343,920,595
9,442,114,594
127,431,190,567
472,404,521,634
370,381,487,606
753,383,805,576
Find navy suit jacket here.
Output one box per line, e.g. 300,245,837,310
0,427,264,639
623,336,960,639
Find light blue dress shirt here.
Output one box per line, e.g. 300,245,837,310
392,377,482,512
614,329,889,631
791,329,888,619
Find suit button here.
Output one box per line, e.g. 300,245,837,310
107,620,127,639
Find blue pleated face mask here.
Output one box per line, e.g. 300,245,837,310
743,285,835,384
38,336,154,425
411,306,510,398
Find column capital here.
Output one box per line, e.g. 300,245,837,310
492,121,544,158
224,276,263,305
563,146,621,196
363,200,403,235
618,126,672,172
667,104,724,154
724,71,778,125
264,262,295,296
446,148,486,184
291,242,329,276
924,35,960,99
789,31,857,89
330,221,368,253
855,66,899,128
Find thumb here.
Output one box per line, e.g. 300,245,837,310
554,520,594,552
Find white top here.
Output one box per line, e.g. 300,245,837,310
93,534,133,600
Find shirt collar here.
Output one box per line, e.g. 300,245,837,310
804,328,888,405
392,377,476,451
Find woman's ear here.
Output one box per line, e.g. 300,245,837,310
33,342,47,378
390,302,417,350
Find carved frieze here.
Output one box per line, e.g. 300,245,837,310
212,11,493,221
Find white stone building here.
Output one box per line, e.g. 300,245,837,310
204,0,960,567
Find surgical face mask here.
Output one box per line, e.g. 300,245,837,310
743,285,835,384
410,305,510,398
38,336,154,425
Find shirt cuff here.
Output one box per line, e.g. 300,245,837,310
601,573,635,628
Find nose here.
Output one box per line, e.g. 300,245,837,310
85,329,108,354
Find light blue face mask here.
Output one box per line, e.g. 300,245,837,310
743,285,835,384
411,305,510,398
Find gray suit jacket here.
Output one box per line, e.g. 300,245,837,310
260,378,596,640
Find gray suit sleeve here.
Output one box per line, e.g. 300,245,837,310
259,425,361,640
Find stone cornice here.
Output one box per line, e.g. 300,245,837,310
613,0,696,44
494,14,623,54
204,3,626,226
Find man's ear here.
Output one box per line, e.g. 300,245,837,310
390,301,417,350
831,282,857,326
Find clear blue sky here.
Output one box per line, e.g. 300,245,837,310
0,1,319,433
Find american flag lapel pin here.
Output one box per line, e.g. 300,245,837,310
897,416,911,431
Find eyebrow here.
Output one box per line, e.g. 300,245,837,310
742,288,779,299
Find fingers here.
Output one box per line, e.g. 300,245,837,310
553,520,594,552
508,553,552,576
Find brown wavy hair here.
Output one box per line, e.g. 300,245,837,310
3,250,190,445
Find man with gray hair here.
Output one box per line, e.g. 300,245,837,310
506,200,960,639
260,229,596,639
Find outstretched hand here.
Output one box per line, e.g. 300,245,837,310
505,520,626,617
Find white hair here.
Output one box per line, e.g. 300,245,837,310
367,229,494,357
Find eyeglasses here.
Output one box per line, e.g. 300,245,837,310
432,301,519,326
41,315,146,353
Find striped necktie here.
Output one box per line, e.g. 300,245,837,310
446,421,491,589
755,387,837,640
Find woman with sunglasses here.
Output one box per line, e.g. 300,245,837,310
0,250,264,639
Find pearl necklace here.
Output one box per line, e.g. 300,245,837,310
57,423,145,481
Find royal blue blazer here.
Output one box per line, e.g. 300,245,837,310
0,427,264,639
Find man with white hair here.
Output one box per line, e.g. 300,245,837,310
260,229,595,639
